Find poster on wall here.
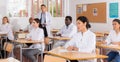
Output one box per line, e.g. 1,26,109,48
109,2,118,18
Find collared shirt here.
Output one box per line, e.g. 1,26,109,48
65,30,96,53
57,23,77,38
0,23,14,40
105,30,120,55
36,11,52,37
25,24,34,32
41,13,46,24
106,30,120,45
26,27,44,51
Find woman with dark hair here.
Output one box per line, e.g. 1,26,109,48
103,19,120,62
23,18,44,62
65,16,96,62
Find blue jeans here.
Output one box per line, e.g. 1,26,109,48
107,51,120,62
113,54,120,62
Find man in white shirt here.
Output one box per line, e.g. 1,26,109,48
36,4,52,37
53,16,77,48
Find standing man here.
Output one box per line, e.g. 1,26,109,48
37,4,52,37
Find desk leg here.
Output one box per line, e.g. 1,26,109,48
41,46,43,62
67,60,71,62
20,45,22,62
41,51,43,62
4,37,7,58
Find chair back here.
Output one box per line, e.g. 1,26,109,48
96,48,100,54
44,55,66,62
3,42,14,53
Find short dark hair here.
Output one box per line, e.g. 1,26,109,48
113,19,120,24
65,16,72,21
41,4,46,7
77,16,91,29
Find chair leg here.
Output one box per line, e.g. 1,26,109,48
0,51,2,58
100,59,103,62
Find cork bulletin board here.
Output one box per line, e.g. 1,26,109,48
76,2,106,23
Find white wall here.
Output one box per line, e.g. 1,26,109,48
0,0,66,31
1,0,118,32
0,0,7,24
69,0,120,32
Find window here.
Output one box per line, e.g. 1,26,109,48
31,0,65,17
48,0,64,17
7,0,67,17
7,0,28,17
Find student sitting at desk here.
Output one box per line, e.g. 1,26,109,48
23,18,44,62
0,16,14,41
65,16,96,62
24,17,34,47
53,16,77,48
24,17,34,33
103,19,120,62
0,16,14,58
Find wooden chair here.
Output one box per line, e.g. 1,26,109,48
44,55,66,62
44,37,52,51
96,48,104,62
3,42,14,57
96,48,100,54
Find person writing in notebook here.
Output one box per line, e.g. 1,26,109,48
53,16,77,48
65,16,96,62
103,19,120,62
23,18,44,62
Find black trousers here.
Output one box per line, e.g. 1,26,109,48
0,38,10,58
42,27,48,37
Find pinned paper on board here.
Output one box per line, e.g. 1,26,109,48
93,8,98,16
76,2,106,23
77,4,83,14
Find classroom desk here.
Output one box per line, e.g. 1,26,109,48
96,42,120,50
14,31,28,39
14,39,43,62
47,47,108,61
49,36,71,41
0,59,8,62
95,32,104,37
0,57,20,62
51,29,59,33
0,32,7,36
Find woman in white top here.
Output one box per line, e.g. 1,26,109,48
0,16,14,58
0,16,14,41
104,19,120,62
23,18,44,62
65,16,96,62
